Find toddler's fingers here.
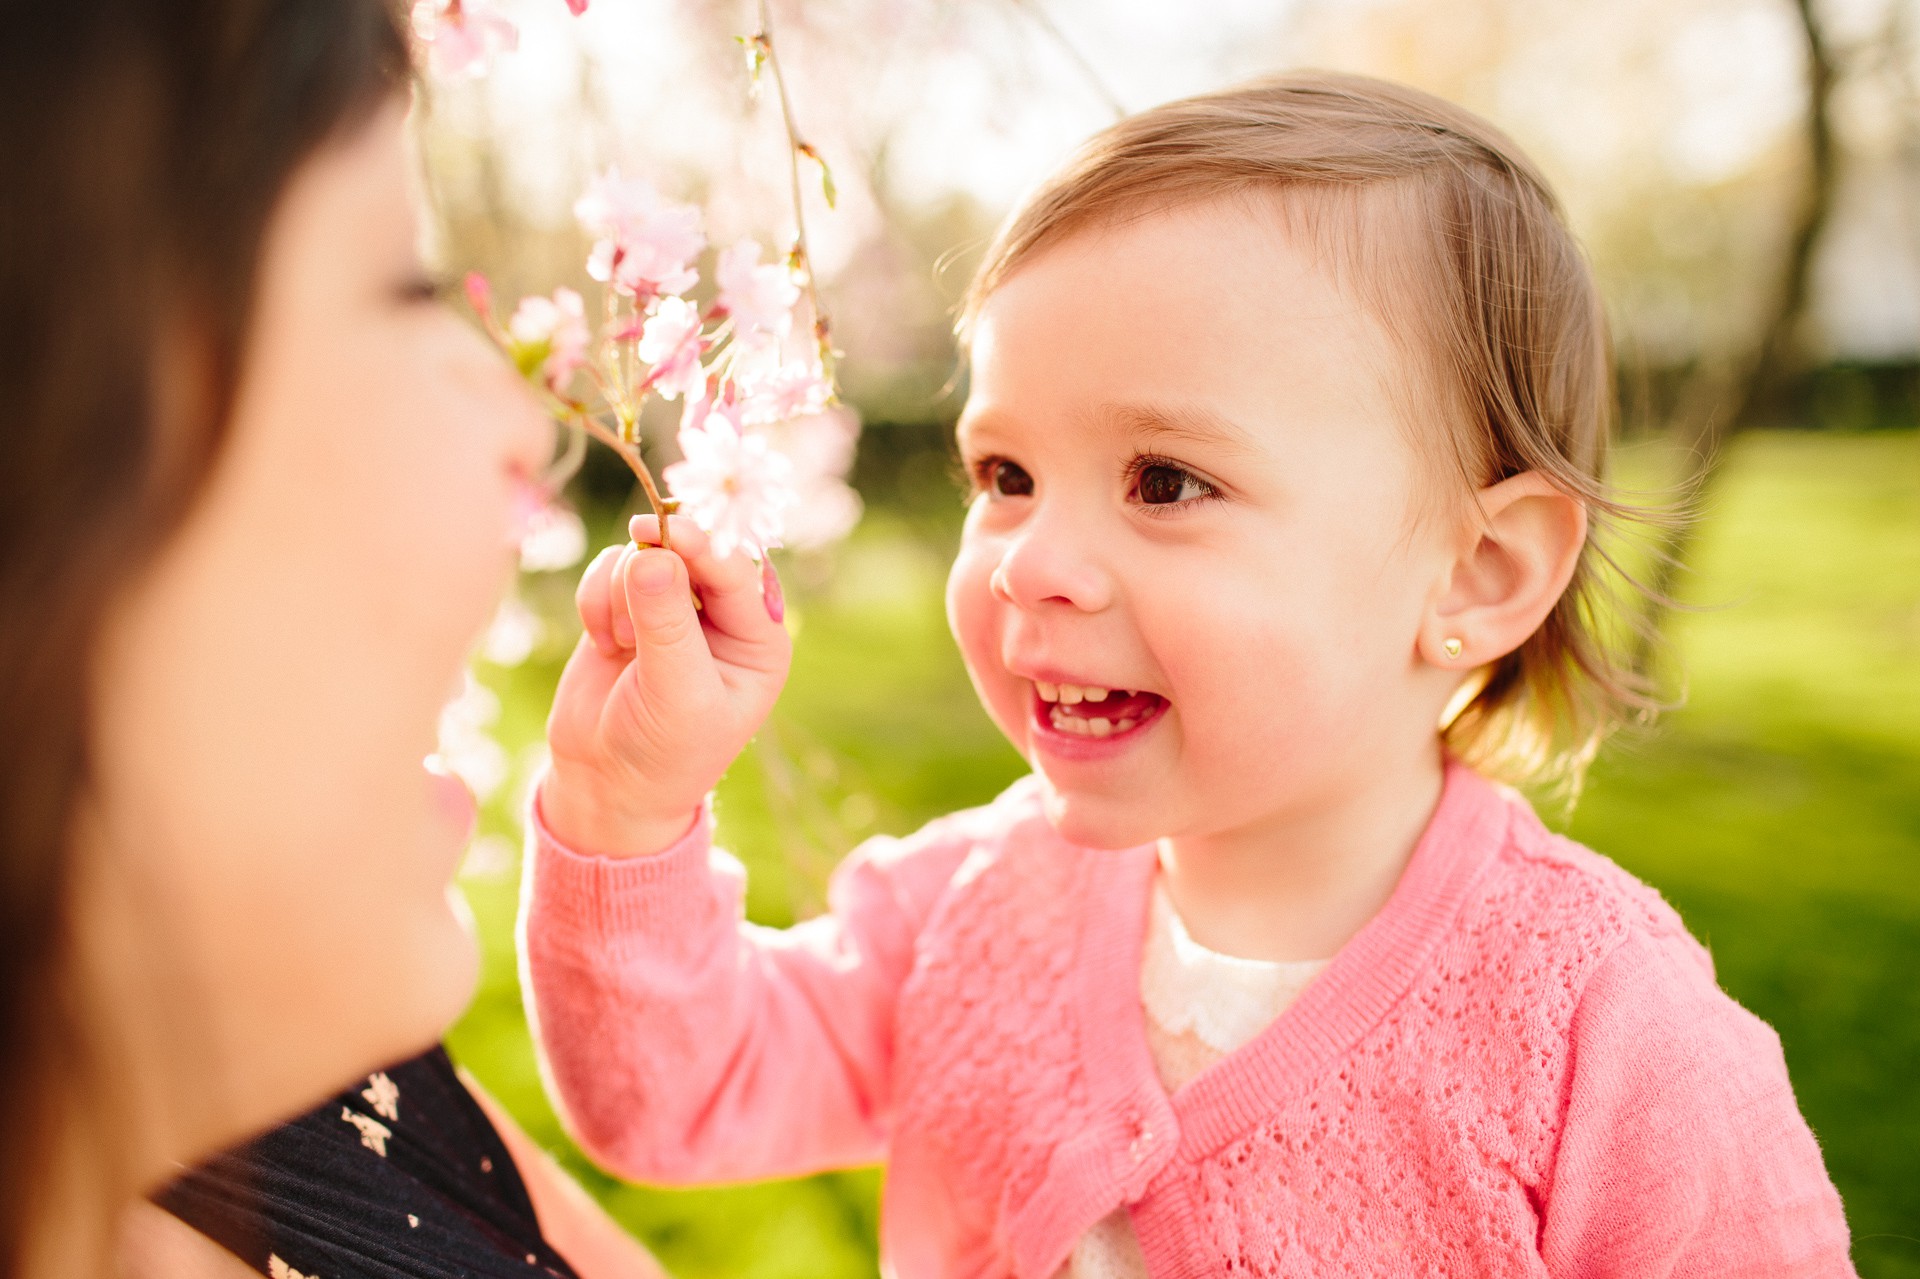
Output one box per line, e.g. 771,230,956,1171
629,516,752,591
617,548,721,707
608,544,638,650
575,545,627,656
628,515,781,652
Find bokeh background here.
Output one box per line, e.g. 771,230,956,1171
422,0,1920,1273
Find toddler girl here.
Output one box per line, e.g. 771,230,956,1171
523,73,1854,1276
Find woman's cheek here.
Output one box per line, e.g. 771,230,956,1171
376,387,516,652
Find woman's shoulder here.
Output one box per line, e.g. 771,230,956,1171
153,1046,574,1279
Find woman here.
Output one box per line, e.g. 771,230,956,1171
1,1,659,1273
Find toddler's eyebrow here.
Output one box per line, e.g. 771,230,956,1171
1102,401,1260,457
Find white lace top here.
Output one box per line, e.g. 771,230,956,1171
1062,879,1329,1279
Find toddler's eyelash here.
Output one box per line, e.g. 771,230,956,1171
1126,453,1223,514
960,453,1004,497
957,452,1222,511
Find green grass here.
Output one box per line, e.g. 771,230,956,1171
447,429,1920,1277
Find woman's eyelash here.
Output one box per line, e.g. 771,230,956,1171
397,272,459,305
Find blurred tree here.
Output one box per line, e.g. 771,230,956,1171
1634,0,1844,670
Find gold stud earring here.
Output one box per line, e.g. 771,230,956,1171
1442,637,1464,660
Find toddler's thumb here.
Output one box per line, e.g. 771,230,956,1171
621,548,709,690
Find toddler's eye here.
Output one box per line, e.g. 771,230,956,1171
987,459,1034,498
1134,462,1214,506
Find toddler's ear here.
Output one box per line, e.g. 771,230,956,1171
1421,472,1586,669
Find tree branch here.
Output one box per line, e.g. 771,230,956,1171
1005,0,1126,121
1632,0,1841,674
755,0,837,380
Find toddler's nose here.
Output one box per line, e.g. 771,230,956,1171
988,512,1113,614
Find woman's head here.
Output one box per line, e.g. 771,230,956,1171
1,0,547,1261
947,73,1654,850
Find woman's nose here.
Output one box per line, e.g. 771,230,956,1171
988,505,1114,614
505,387,558,486
461,321,555,482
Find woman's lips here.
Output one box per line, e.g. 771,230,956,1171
423,757,478,846
506,476,548,551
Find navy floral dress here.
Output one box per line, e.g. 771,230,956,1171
155,1045,581,1278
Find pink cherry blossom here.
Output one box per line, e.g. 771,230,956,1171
714,240,799,345
564,0,590,12
635,296,707,402
575,168,704,300
664,400,796,561
432,673,509,801
507,287,589,390
735,355,831,426
480,594,544,667
410,1,518,79
519,501,588,572
761,405,863,550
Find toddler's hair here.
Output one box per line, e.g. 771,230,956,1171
961,71,1665,795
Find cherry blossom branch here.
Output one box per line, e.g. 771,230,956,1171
752,0,836,381
544,404,588,491
453,6,852,574
551,400,678,551
1005,0,1126,121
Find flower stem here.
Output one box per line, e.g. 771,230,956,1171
555,403,675,552
755,0,835,380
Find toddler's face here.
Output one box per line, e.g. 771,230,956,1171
948,198,1457,850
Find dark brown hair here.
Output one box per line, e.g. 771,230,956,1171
963,71,1664,793
0,0,407,1267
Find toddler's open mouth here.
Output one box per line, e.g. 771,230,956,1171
1032,680,1169,738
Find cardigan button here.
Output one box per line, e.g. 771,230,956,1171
1127,1121,1152,1163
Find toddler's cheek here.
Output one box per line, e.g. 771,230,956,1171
958,630,1023,739
1175,662,1328,772
945,574,1030,749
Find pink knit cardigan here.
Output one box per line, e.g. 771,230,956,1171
521,763,1855,1277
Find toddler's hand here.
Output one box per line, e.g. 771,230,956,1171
540,514,791,856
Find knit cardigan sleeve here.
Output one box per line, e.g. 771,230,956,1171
1539,927,1856,1278
518,792,983,1186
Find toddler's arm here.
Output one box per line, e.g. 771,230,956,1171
522,800,973,1183
522,516,970,1184
1540,929,1856,1277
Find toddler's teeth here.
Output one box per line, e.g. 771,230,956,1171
1059,685,1084,705
1115,717,1136,732
1082,687,1109,703
1037,680,1059,702
1089,717,1112,737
